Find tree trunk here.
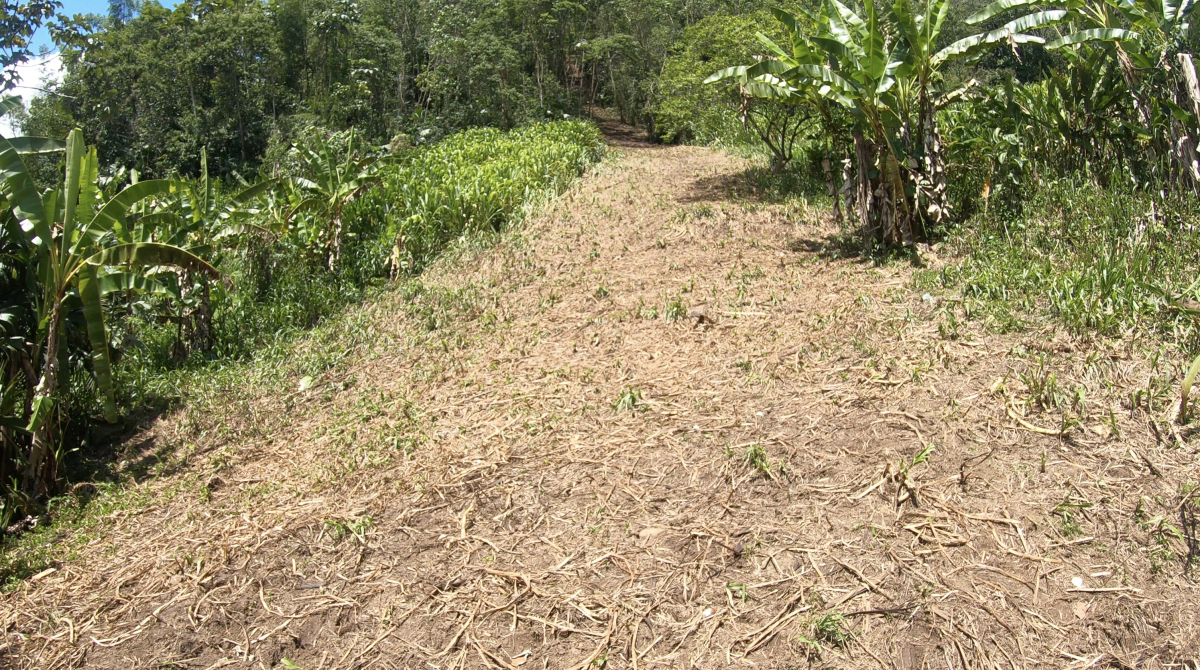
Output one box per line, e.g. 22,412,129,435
330,212,344,273
1173,53,1200,192
919,92,948,233
853,129,876,248
191,279,213,354
821,152,842,224
24,298,62,499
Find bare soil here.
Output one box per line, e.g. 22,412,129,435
3,123,1200,669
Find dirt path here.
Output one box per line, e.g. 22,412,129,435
4,128,1200,669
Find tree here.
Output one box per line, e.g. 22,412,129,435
0,0,59,91
285,129,391,271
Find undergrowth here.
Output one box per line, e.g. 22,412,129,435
923,178,1200,350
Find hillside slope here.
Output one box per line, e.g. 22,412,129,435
3,123,1199,669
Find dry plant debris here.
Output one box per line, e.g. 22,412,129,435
2,121,1200,669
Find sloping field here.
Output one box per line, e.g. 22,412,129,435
3,124,1199,669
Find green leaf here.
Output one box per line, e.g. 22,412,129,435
743,80,800,100
931,0,953,37
62,129,86,250
97,271,173,297
832,0,868,37
863,0,888,82
1003,10,1071,32
226,178,278,211
0,135,49,248
755,32,792,60
78,147,100,218
745,60,794,78
933,29,1044,65
5,136,65,155
812,36,862,66
84,242,220,278
1046,28,1140,47
784,63,859,100
703,66,748,84
0,95,23,117
966,0,1041,24
77,263,117,422
26,395,53,432
81,179,180,247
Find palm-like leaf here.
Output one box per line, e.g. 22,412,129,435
966,0,1043,24
1046,27,1140,46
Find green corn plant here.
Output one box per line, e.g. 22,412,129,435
1178,352,1200,423
0,127,218,498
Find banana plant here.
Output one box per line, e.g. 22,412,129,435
0,128,218,498
957,0,1200,187
149,148,276,356
285,130,392,272
711,0,935,245
705,8,852,220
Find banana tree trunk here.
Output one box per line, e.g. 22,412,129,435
1173,53,1200,192
329,213,343,273
1115,46,1153,132
821,153,842,224
24,297,62,499
919,91,948,233
853,129,876,248
882,152,913,247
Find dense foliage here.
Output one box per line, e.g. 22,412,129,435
0,117,601,526
14,0,776,180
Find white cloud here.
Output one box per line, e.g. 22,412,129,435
2,52,65,136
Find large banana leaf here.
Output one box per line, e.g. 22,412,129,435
832,0,869,37
756,32,794,60
84,242,220,278
703,66,749,84
1046,28,1139,47
744,80,802,101
891,0,926,59
1004,10,1073,31
5,137,66,155
966,0,1042,24
746,60,797,78
77,264,117,422
98,271,173,297
825,0,861,53
62,129,86,251
222,178,277,214
81,179,180,247
0,95,22,117
0,135,50,248
812,35,863,67
769,8,812,59
933,29,1044,65
787,63,858,91
863,0,890,83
